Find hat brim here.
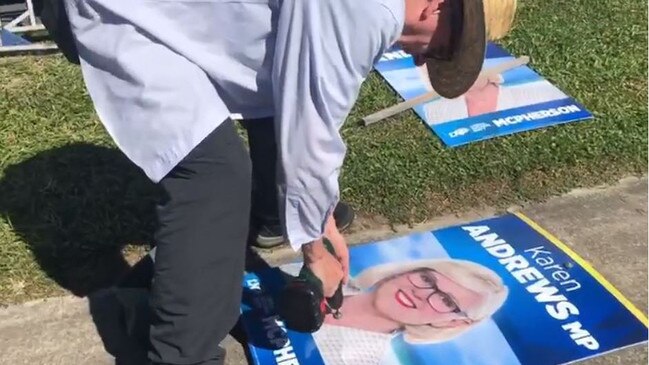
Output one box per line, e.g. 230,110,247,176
425,0,487,99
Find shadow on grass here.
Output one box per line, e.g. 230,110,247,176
0,143,159,297
0,142,290,363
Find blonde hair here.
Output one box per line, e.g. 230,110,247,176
349,258,509,344
483,0,518,40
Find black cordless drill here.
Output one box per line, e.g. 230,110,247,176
276,238,344,333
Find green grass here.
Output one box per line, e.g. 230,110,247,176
0,0,646,305
341,0,648,221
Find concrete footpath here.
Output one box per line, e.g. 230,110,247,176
1,177,647,365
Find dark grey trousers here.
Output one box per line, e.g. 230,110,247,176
241,117,280,227
146,119,251,364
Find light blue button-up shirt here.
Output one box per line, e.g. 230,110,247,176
63,0,404,250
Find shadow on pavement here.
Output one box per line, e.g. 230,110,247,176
0,143,159,297
86,245,284,364
88,287,150,365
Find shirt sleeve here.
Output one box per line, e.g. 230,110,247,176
271,0,401,250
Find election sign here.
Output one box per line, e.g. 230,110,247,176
239,213,647,365
0,29,31,47
372,43,593,147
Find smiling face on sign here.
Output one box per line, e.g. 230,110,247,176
372,268,485,328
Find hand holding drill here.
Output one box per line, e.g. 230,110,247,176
303,215,350,296
277,215,349,332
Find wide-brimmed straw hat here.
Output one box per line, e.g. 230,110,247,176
423,0,517,98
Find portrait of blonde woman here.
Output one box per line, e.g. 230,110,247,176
403,0,569,127
374,0,530,127
281,258,509,365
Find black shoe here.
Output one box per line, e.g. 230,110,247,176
332,201,355,232
253,202,355,248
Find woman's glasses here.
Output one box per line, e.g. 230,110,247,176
407,269,469,319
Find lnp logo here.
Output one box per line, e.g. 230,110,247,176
470,122,491,132
449,127,470,138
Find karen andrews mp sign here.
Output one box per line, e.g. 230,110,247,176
238,213,647,365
